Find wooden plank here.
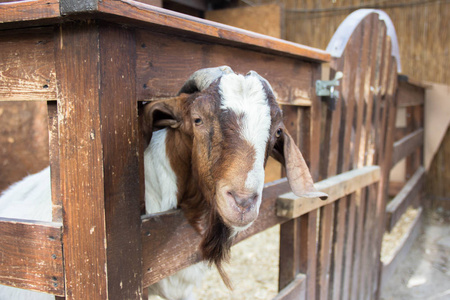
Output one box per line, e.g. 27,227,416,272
0,27,57,101
142,178,291,287
317,203,334,300
47,101,62,222
340,194,356,300
0,0,60,24
97,0,329,63
55,22,143,300
98,23,143,299
380,207,423,290
135,30,316,105
391,128,424,167
273,274,306,300
397,80,425,107
386,167,425,231
0,218,64,296
55,21,108,300
277,165,381,219
298,210,318,300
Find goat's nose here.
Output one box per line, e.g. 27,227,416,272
227,191,258,210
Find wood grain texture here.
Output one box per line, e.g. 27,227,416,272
0,0,60,24
0,218,64,296
47,101,62,222
277,166,381,219
136,30,316,105
0,27,56,101
98,0,330,62
55,22,108,300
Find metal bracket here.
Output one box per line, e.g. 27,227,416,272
316,71,343,110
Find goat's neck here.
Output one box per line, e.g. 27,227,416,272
144,128,194,215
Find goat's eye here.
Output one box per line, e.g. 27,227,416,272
275,128,283,138
194,118,203,125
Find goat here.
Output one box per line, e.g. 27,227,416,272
0,66,327,300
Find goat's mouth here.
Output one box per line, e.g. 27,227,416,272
216,189,261,231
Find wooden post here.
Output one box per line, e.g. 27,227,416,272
55,21,143,300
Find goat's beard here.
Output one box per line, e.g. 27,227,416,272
179,175,234,289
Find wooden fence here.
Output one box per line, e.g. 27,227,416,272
0,2,425,299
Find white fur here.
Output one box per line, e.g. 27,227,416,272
144,129,178,214
219,72,271,219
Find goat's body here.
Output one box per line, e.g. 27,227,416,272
0,129,202,300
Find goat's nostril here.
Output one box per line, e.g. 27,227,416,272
231,192,258,210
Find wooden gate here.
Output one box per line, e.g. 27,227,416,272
274,9,399,300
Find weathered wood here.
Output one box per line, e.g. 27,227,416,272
0,218,64,296
273,274,306,300
98,0,330,62
380,207,423,290
277,166,380,219
386,167,425,231
0,0,60,24
98,23,143,299
0,27,56,101
298,210,318,300
55,22,143,299
317,203,334,300
136,30,316,105
47,101,62,222
391,128,424,167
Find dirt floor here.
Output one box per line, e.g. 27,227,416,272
380,207,450,300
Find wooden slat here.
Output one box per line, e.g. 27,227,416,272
47,101,62,222
380,207,423,290
386,166,425,231
0,218,64,296
55,22,143,299
277,165,381,219
317,204,334,300
340,194,356,300
391,128,424,167
273,274,306,300
0,0,60,24
98,0,330,62
397,80,425,107
298,210,318,300
135,30,317,105
0,27,57,101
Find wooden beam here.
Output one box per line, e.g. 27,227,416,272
386,167,424,231
380,207,423,290
0,0,60,24
273,274,306,300
277,165,381,219
0,218,64,296
391,128,424,167
0,27,57,101
97,0,330,63
397,80,425,107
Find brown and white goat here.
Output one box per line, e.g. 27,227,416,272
144,66,326,299
0,66,326,300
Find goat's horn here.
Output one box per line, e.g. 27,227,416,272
178,66,234,94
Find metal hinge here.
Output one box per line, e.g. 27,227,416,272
315,71,343,110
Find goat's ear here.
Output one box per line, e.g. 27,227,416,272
271,130,328,200
143,95,187,142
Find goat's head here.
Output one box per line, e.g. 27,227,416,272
144,66,327,280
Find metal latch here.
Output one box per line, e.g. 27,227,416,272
316,71,343,111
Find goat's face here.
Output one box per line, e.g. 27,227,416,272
187,73,278,230
145,67,326,234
